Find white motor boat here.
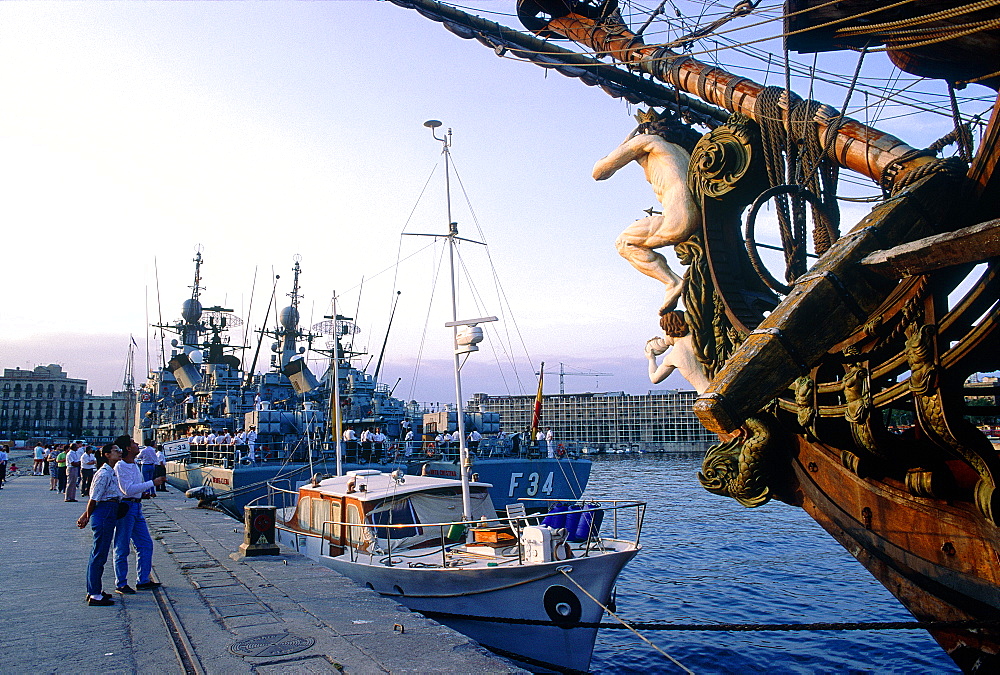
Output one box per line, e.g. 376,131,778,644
272,469,644,672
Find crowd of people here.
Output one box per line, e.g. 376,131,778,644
188,426,258,462
337,423,559,462
28,441,167,501
0,437,170,606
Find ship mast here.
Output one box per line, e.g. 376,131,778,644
406,121,497,522
182,247,205,349
279,256,304,370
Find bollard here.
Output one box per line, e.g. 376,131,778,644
238,505,281,557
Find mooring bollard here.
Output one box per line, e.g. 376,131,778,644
238,504,281,557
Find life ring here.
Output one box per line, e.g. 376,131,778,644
426,446,436,458
556,444,566,458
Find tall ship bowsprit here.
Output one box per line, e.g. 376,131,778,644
396,0,1000,671
136,249,592,517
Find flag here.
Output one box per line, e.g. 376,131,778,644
531,361,544,442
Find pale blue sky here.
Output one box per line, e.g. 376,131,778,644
0,1,991,401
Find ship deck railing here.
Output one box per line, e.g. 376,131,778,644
268,485,646,568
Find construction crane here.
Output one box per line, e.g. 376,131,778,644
535,363,613,395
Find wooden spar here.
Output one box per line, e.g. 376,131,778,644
861,217,1000,277
542,13,937,186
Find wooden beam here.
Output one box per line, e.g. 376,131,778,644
862,218,1000,277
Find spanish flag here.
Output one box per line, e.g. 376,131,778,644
531,362,544,441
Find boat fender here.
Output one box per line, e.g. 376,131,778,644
185,484,216,507
543,585,582,626
542,503,567,529
570,504,605,543
564,507,583,536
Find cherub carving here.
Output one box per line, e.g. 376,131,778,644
644,310,711,393
593,110,702,313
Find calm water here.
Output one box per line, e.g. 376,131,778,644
583,455,958,674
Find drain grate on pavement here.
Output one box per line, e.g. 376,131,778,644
229,633,315,658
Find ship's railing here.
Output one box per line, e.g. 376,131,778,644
272,495,645,568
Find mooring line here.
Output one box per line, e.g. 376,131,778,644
558,567,695,675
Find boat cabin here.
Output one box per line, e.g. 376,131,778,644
280,470,496,555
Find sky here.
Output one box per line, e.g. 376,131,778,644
0,1,993,401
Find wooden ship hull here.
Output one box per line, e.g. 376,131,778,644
789,437,1000,671
393,0,1000,670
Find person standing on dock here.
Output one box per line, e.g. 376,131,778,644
33,442,45,475
46,445,58,490
56,445,68,494
77,443,124,606
137,443,158,499
154,446,167,492
65,442,83,502
112,435,166,594
0,445,8,489
80,445,97,497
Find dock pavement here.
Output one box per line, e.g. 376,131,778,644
0,455,524,674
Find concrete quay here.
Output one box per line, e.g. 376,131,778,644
0,461,523,674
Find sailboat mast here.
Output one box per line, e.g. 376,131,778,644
408,121,497,522
331,293,344,477
441,128,475,522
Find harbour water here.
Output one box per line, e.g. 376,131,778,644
585,455,958,673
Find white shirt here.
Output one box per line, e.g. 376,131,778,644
66,447,83,466
115,460,154,498
545,430,554,441
138,446,158,465
246,430,257,444
206,433,218,444
0,449,8,463
81,452,98,470
91,463,125,502
34,445,45,460
156,450,166,466
343,429,356,442
469,430,482,442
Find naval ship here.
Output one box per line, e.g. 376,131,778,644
136,250,591,516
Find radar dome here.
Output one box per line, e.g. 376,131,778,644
182,298,203,323
279,306,300,329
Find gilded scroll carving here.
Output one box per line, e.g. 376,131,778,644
906,320,1000,523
